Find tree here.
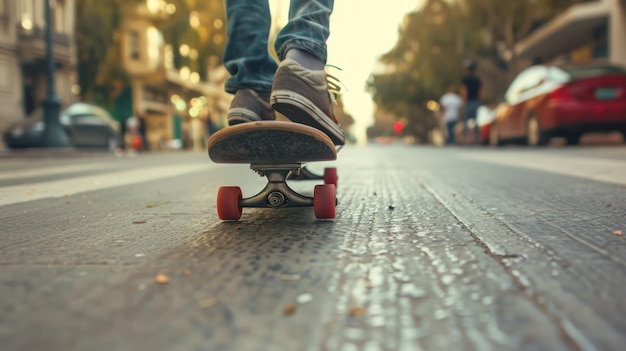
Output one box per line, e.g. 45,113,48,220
160,0,226,81
75,0,138,105
461,0,574,70
367,0,576,141
367,0,462,141
75,0,227,107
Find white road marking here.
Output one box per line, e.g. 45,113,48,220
463,152,626,185
0,163,121,181
0,164,212,207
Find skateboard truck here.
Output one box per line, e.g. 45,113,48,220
207,121,339,221
246,164,313,208
216,163,337,221
287,166,321,181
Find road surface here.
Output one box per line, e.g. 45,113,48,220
1,145,625,351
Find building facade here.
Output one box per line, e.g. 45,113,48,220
515,0,626,67
0,0,77,142
120,2,229,151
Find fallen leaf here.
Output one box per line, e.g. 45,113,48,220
198,298,217,309
133,220,147,224
235,226,242,230
283,303,296,315
182,270,191,276
614,230,623,237
146,201,170,208
350,306,366,317
155,273,170,284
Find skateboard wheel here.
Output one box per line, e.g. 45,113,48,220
314,184,336,219
217,186,243,220
324,168,338,188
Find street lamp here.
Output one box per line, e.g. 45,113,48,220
41,0,71,147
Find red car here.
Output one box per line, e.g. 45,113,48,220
489,63,626,146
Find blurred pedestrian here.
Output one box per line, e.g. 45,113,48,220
460,59,483,145
439,86,463,145
223,0,345,145
137,115,148,150
125,114,144,152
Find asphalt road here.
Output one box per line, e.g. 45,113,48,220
1,144,625,351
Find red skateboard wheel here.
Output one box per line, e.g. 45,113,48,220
314,184,336,219
217,186,242,220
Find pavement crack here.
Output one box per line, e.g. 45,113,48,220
418,176,597,351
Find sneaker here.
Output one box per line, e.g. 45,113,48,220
270,59,345,145
227,89,274,126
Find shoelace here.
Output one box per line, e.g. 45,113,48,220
325,66,347,149
325,65,345,106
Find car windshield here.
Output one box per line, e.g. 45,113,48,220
561,65,626,79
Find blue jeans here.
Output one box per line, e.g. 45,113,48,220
223,0,334,95
446,121,456,144
463,99,480,144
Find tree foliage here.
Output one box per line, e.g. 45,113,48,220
76,0,136,105
367,0,576,141
75,0,226,107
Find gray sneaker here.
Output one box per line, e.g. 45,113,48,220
270,59,346,145
227,89,274,126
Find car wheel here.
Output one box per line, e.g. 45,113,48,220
106,135,119,152
526,114,548,146
489,123,501,147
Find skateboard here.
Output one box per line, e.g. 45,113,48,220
207,121,339,221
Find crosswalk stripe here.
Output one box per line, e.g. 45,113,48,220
0,164,212,207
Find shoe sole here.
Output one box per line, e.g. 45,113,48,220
271,89,345,145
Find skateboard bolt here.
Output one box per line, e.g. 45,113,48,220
268,192,286,207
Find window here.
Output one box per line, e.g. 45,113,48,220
504,66,547,103
53,0,65,33
20,0,34,30
129,30,140,60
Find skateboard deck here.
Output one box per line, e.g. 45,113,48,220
207,121,339,221
208,121,336,164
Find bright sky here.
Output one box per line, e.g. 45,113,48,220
271,0,422,142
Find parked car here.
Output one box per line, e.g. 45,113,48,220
476,105,496,145
489,63,626,146
4,102,120,150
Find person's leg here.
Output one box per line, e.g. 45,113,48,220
270,0,345,145
274,0,333,64
447,121,456,144
223,0,275,125
468,100,480,144
462,115,469,144
224,0,276,93
474,122,480,145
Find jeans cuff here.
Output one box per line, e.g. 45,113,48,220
277,39,327,63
